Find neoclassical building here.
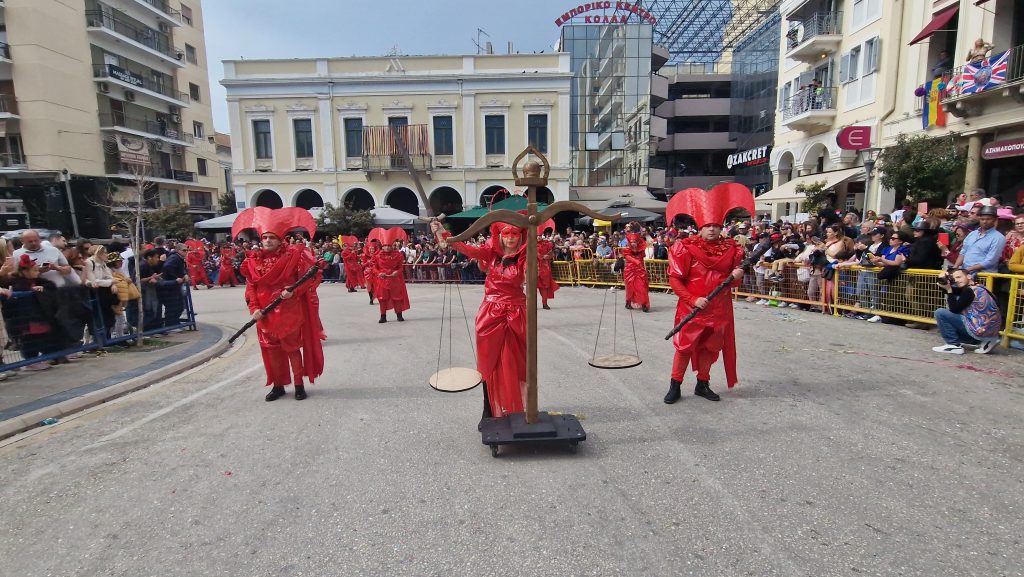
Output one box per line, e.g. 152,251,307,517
221,53,572,216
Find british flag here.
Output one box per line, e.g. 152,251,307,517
952,49,1012,96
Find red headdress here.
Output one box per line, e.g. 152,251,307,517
231,207,317,240
18,254,35,269
366,227,408,247
625,231,646,250
666,183,755,228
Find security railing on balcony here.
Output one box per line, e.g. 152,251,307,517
0,153,26,168
781,87,837,121
0,42,10,60
85,10,181,61
136,0,181,20
93,64,189,103
98,112,193,143
104,153,192,181
362,124,432,171
785,11,843,51
0,94,17,115
942,43,1024,100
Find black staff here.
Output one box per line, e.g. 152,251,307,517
664,241,771,340
229,263,321,344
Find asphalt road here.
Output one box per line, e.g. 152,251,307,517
2,282,1022,577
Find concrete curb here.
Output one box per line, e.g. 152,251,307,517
0,323,232,441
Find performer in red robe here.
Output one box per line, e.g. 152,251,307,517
623,230,650,312
362,241,379,305
186,248,212,288
663,184,753,403
432,219,527,422
340,244,362,293
536,234,559,310
234,207,325,401
374,231,410,322
218,243,239,287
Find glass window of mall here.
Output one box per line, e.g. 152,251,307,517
562,24,653,187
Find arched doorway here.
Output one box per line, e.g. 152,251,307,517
253,189,283,209
385,187,419,215
535,186,554,205
343,187,375,211
776,151,795,185
294,189,324,210
429,186,463,216
479,185,511,208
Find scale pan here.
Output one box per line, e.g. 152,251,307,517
588,353,642,369
429,367,483,393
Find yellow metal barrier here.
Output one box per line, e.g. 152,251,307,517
734,263,827,309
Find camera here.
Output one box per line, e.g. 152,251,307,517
937,272,953,286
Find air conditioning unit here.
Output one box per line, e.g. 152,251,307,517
168,105,180,114
158,22,170,33
175,51,185,61
170,113,181,123
98,82,110,93
125,91,136,102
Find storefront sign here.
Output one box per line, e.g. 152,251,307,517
837,126,872,150
727,145,770,170
982,138,1024,160
116,135,150,165
107,64,145,88
554,2,657,26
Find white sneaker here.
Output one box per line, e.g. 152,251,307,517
932,344,964,355
974,339,999,354
757,299,769,305
866,315,882,323
745,296,756,303
789,303,801,308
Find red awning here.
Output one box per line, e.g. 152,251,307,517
908,6,959,45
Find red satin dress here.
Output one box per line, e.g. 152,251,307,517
536,239,559,303
241,244,324,386
186,250,211,287
341,248,363,289
374,249,410,314
218,247,238,287
667,236,743,386
362,247,378,300
623,245,650,308
449,241,527,417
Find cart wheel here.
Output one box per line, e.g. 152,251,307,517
569,441,579,454
490,445,499,458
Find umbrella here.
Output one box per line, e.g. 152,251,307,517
576,206,661,225
371,206,418,226
447,195,550,219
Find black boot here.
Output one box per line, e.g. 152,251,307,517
694,379,720,401
641,305,649,313
542,303,550,310
368,291,375,304
396,312,404,322
348,288,356,293
378,315,387,323
294,385,307,400
265,386,286,402
663,379,682,404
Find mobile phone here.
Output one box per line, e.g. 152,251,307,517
937,232,950,246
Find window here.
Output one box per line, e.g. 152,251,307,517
181,4,193,26
253,119,272,159
293,118,314,159
863,37,881,75
192,121,204,138
344,118,362,158
185,44,197,65
197,158,208,176
189,190,212,209
433,115,453,156
158,189,179,206
851,0,881,31
484,115,505,155
840,46,861,84
527,114,548,153
189,83,201,102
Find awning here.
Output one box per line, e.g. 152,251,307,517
908,6,959,46
974,0,991,5
370,206,417,226
194,212,238,230
755,167,864,204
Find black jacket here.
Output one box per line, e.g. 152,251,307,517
905,234,944,270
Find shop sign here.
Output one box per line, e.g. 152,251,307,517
116,135,150,165
836,126,872,150
107,64,145,88
554,2,657,27
727,145,770,170
982,138,1024,160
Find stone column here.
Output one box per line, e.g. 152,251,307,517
964,134,983,193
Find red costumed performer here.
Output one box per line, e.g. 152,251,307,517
362,240,380,305
374,229,410,322
536,227,559,310
623,230,650,312
340,243,362,293
218,243,239,287
663,184,753,404
185,246,212,289
234,207,325,401
431,219,528,422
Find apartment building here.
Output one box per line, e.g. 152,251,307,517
222,53,572,216
1,0,221,237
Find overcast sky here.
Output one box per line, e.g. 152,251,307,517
203,0,567,133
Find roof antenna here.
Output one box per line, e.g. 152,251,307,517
472,28,490,54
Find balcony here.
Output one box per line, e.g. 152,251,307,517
0,152,26,169
0,94,18,118
104,154,194,183
93,64,190,107
130,0,182,27
651,73,669,107
650,115,667,139
0,42,9,62
361,124,433,172
784,11,843,63
99,112,194,146
657,132,735,152
941,43,1024,118
781,87,837,131
656,98,732,118
85,11,185,68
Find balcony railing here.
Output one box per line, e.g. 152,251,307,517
0,94,17,114
941,43,1024,101
362,124,432,171
786,11,843,51
0,153,26,168
93,64,189,103
85,11,182,61
136,0,181,20
104,154,192,181
0,42,10,60
98,112,194,143
171,169,195,182
781,87,837,121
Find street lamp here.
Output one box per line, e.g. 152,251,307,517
859,147,882,219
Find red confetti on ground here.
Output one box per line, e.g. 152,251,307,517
223,471,233,476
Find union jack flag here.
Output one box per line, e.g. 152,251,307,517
952,49,1012,96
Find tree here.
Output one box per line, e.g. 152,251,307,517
145,205,196,240
316,202,374,239
798,180,829,214
218,190,237,215
880,133,966,206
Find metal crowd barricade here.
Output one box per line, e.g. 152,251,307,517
735,263,827,310
402,263,484,284
0,283,197,373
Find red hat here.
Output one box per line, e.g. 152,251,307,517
17,254,35,269
366,227,407,246
666,183,756,228
231,207,317,240
769,233,782,242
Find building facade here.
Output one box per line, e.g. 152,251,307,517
1,0,222,237
221,53,572,217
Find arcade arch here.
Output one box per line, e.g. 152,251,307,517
252,189,284,209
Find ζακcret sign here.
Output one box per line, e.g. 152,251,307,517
555,2,657,27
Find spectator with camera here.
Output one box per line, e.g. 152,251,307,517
931,269,1002,355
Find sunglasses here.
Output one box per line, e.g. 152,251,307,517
890,237,901,240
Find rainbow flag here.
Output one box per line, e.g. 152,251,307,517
922,79,946,129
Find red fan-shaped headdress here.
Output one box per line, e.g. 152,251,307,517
18,253,35,269
231,207,317,240
666,183,755,228
366,227,407,247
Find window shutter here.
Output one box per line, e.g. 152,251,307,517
871,37,881,73
839,53,849,84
